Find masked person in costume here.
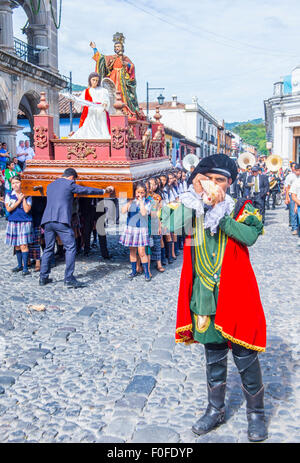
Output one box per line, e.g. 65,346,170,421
90,33,139,116
161,154,267,442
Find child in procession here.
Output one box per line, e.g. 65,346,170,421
119,182,152,281
5,175,33,275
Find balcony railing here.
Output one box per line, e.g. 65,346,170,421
14,37,39,65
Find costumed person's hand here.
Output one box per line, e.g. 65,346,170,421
90,41,96,49
192,173,209,194
212,184,226,206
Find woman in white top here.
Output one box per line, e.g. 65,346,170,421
70,72,111,140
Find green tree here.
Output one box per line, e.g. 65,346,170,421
233,123,268,156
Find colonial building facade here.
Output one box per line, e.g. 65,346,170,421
140,95,220,159
264,65,300,167
0,0,67,152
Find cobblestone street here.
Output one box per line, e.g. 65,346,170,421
0,205,299,443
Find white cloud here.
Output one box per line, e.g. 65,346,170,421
12,0,300,122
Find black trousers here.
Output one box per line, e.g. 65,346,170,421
252,194,266,223
82,209,95,252
206,342,254,356
266,190,277,209
95,210,109,258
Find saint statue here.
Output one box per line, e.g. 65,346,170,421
65,72,111,139
90,32,140,116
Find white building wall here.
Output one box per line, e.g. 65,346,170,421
148,98,219,158
265,65,300,165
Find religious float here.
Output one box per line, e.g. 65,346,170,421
21,33,171,198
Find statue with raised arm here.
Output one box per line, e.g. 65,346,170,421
90,32,140,116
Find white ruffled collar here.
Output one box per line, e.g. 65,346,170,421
180,185,235,233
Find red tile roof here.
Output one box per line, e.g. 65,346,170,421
139,101,185,110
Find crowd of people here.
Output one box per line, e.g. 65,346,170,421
1,150,299,282
1,165,190,280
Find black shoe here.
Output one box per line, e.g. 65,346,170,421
39,277,53,286
128,272,138,279
22,270,30,276
145,275,152,282
12,266,23,273
64,278,86,288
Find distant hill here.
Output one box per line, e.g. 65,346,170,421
225,118,264,131
230,121,268,156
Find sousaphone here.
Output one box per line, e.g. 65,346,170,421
238,152,256,170
266,154,282,172
183,153,200,172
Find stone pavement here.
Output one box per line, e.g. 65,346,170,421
0,205,299,443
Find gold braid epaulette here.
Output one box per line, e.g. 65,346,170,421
236,207,265,234
236,207,262,223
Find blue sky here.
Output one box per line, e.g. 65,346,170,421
12,0,300,122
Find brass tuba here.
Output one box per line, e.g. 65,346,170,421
237,152,256,170
266,154,282,172
183,153,200,172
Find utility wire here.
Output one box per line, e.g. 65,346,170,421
123,0,299,58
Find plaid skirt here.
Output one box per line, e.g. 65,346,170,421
5,221,33,246
29,226,41,260
119,225,149,247
151,235,162,261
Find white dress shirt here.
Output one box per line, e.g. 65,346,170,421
25,146,35,159
290,177,300,200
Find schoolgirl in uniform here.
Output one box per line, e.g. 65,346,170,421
119,182,152,281
5,175,33,275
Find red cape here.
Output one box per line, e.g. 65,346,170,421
79,88,111,134
175,200,266,352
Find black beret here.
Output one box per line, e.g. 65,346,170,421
188,154,238,186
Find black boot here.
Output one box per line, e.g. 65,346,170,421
233,349,268,442
192,345,228,436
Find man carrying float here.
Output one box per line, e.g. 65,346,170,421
162,154,268,442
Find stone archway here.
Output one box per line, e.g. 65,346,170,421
18,89,40,144
16,0,59,71
0,78,10,125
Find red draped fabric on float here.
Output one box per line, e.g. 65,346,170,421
79,89,111,134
